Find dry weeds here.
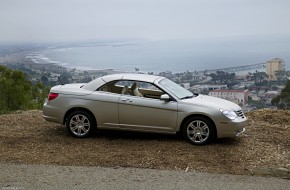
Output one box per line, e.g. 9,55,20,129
0,109,289,176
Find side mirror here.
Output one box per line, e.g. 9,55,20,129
160,94,170,101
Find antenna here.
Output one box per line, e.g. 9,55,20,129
58,76,64,85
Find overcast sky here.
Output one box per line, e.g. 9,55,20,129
0,0,289,43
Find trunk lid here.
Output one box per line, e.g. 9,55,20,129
50,83,92,96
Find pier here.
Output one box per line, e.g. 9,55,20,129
205,63,266,74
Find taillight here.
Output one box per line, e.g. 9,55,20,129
48,93,59,101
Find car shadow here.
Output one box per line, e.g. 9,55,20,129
92,129,241,146
214,137,242,146
53,125,241,146
93,129,182,142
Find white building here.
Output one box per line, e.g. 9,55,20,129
209,90,249,106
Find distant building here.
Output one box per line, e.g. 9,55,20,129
159,71,173,78
266,58,285,81
181,83,190,89
191,84,227,93
191,74,206,81
209,89,248,106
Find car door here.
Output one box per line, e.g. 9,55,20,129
118,81,178,132
88,86,121,128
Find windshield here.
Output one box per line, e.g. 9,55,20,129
159,78,194,99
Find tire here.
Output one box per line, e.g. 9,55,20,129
66,110,96,138
181,116,215,145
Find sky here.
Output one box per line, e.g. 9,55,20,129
0,0,290,43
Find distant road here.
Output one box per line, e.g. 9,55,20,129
1,163,289,190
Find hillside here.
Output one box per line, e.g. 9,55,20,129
0,109,289,178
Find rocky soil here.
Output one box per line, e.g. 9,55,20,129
0,109,289,178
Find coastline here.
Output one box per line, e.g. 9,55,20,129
0,44,275,77
0,51,68,73
0,49,132,75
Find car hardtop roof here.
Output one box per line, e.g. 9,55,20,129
101,73,164,83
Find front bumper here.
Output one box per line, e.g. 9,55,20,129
216,117,247,138
236,127,246,136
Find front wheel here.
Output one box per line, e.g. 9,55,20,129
66,110,96,138
182,117,215,145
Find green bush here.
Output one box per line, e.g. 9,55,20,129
0,65,49,113
271,80,290,110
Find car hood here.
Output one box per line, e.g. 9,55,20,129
182,94,242,111
50,83,92,95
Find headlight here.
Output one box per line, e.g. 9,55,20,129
219,109,238,120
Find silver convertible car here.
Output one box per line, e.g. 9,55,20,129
43,73,246,145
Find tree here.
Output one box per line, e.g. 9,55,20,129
209,73,218,84
271,80,290,110
0,66,31,111
287,70,290,78
204,69,209,83
32,82,50,108
41,75,49,85
0,65,49,113
71,68,76,74
80,76,92,83
209,71,236,84
246,72,252,81
59,72,72,84
275,70,287,83
252,71,268,85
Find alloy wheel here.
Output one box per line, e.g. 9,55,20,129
69,114,91,137
186,120,210,144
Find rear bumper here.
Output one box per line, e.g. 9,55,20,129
43,102,64,124
43,114,61,123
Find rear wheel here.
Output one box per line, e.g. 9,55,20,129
182,117,215,145
66,110,96,138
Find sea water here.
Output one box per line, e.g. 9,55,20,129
28,39,290,73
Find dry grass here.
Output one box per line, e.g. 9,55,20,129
0,109,289,175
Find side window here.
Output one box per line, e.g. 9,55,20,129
98,84,111,92
115,80,134,95
98,80,164,100
115,80,134,87
138,82,160,91
97,81,121,94
131,81,164,99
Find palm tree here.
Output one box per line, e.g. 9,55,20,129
252,71,268,84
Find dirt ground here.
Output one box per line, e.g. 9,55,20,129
0,109,289,176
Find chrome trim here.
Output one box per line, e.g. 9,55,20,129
235,110,245,118
236,128,245,136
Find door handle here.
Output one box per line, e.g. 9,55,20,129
121,98,132,103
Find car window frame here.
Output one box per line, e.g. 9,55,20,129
96,81,120,95
98,79,175,101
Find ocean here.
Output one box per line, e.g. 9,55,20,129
27,39,290,73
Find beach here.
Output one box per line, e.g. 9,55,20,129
0,48,125,76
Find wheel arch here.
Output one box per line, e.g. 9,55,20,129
63,107,97,126
179,114,217,138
